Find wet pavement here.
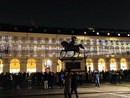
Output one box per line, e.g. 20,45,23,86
0,82,130,98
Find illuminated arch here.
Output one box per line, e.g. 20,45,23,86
86,58,93,72
98,58,105,72
110,58,116,70
57,59,62,72
0,59,3,73
27,59,36,73
10,59,20,73
120,58,127,70
42,58,52,73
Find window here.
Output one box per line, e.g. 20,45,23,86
52,38,56,43
45,38,49,43
30,37,34,40
22,37,26,40
14,36,18,40
37,37,41,41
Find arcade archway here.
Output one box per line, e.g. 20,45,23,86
26,59,36,73
86,58,93,72
42,58,52,73
110,58,116,70
10,59,20,73
98,58,105,72
0,59,3,73
120,58,127,70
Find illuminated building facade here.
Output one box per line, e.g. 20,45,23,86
0,24,130,73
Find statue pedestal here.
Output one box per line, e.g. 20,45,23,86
60,57,83,61
60,57,85,72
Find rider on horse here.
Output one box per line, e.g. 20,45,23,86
60,36,84,58
69,36,77,46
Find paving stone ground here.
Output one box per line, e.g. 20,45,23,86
0,82,130,98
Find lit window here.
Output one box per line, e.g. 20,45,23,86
84,32,87,34
118,33,120,36
97,32,99,35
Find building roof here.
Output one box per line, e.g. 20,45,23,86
0,23,130,37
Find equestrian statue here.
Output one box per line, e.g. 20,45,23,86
60,36,84,58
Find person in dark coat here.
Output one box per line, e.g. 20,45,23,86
48,72,54,89
64,72,71,98
59,72,64,89
71,72,79,98
43,72,48,90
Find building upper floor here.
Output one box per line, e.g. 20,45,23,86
0,23,130,58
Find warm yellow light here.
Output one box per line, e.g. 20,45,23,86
107,33,110,35
27,59,36,73
97,32,99,35
84,32,87,34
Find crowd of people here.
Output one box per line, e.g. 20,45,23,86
0,69,130,97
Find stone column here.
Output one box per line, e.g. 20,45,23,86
116,62,120,70
20,63,26,73
20,58,27,73
36,62,42,72
116,58,120,70
3,64,9,73
3,58,10,72
93,59,98,71
105,58,110,71
127,58,130,69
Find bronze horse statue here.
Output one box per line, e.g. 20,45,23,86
60,41,84,57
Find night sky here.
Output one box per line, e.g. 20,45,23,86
0,0,130,29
